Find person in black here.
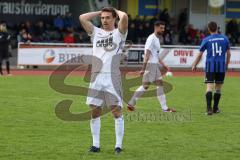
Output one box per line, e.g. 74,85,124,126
159,8,170,25
178,8,188,31
0,23,11,76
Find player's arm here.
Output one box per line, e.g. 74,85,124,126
192,52,203,71
159,59,170,74
115,9,128,34
192,39,206,71
140,49,151,75
159,59,169,70
79,11,101,35
226,49,231,71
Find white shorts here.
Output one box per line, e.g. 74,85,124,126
86,73,123,107
143,64,162,83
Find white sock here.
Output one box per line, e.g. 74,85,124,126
115,116,124,148
90,117,100,148
157,86,168,110
128,86,146,106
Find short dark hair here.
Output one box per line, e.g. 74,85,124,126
208,21,218,32
154,21,165,26
101,7,117,18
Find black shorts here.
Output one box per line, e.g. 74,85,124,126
205,72,225,84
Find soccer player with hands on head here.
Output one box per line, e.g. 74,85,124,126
80,7,128,154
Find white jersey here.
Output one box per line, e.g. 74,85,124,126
144,33,161,64
90,26,127,74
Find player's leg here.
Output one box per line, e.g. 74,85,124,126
6,59,10,75
111,105,124,154
213,84,222,113
205,72,215,115
127,82,150,111
155,80,167,110
86,75,103,152
155,79,176,112
103,75,124,154
205,83,214,115
213,73,225,113
128,64,155,110
89,105,102,152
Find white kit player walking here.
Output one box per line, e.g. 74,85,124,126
127,21,176,112
79,7,128,154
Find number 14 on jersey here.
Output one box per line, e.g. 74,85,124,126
212,42,222,57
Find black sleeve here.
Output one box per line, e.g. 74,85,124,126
0,33,8,43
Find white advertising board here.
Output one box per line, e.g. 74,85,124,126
18,43,240,69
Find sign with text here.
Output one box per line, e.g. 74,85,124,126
0,0,69,16
18,43,240,69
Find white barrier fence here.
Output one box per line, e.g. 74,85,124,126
18,43,240,69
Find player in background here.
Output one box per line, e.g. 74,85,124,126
127,21,176,112
79,7,128,154
0,23,11,76
192,21,231,115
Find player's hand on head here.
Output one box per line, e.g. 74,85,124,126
113,8,118,12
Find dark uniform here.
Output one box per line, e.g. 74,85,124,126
200,34,230,84
0,31,11,75
199,33,230,114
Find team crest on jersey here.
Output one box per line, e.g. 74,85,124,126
96,36,117,51
96,36,113,47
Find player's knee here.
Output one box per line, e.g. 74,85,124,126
113,113,122,119
215,84,222,91
206,85,213,92
215,89,221,94
91,111,101,118
159,82,163,86
111,107,122,118
206,88,212,92
157,80,163,86
114,112,123,118
143,85,149,90
91,113,101,119
91,106,101,118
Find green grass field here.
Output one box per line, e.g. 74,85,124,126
0,74,240,160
